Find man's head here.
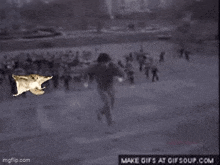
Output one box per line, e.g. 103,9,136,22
97,53,111,63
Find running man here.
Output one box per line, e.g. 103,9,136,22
83,53,125,126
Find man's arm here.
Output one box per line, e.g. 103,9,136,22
112,63,125,78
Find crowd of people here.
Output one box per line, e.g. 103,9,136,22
0,46,190,97
0,50,94,96
0,46,191,126
119,49,164,84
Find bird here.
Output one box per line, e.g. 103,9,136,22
12,74,52,96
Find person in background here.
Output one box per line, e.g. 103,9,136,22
144,60,151,79
151,65,159,82
179,48,185,58
5,58,16,95
24,54,33,74
13,66,27,98
124,61,134,85
0,63,4,84
52,75,59,89
52,58,60,89
128,53,134,62
71,51,80,67
61,72,71,91
118,60,125,68
26,53,32,64
138,55,146,72
159,51,165,63
60,63,71,91
185,51,190,61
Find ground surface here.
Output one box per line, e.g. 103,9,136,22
0,40,218,165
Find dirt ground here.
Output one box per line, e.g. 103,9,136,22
0,38,218,164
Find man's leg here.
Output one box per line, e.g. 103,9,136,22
106,87,116,126
107,87,115,109
105,106,113,126
97,89,109,118
98,88,113,126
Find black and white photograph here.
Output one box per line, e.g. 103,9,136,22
0,0,219,164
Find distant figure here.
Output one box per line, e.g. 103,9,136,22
63,74,71,91
118,60,125,68
52,58,60,89
34,58,42,73
23,57,33,75
26,54,32,64
124,61,134,84
48,55,54,69
128,53,133,62
61,68,71,91
185,51,190,61
71,53,80,67
144,61,151,79
138,55,146,72
128,24,135,31
43,70,52,90
159,52,165,62
151,65,159,82
5,59,16,95
125,56,129,63
0,73,3,84
14,67,27,98
83,53,124,126
52,71,59,89
14,59,19,69
179,48,185,58
140,45,144,53
0,63,5,83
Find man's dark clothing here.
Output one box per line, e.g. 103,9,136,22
84,62,124,126
85,62,124,91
